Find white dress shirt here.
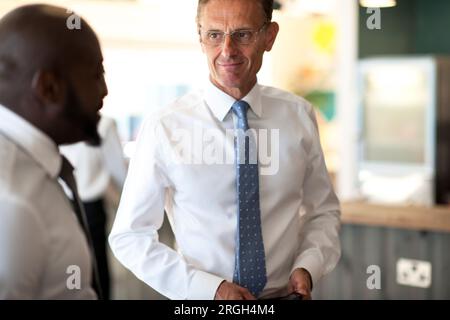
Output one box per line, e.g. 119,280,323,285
109,82,341,300
59,116,127,202
0,104,97,299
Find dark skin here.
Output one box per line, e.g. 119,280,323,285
0,4,107,147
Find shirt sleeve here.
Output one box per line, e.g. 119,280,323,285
290,101,342,289
108,116,224,300
0,198,47,299
100,118,128,189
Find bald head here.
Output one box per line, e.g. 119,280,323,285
0,4,98,87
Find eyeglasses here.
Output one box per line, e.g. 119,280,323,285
199,22,268,46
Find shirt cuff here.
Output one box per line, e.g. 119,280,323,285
187,270,225,300
291,254,323,291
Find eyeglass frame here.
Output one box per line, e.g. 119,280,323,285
198,22,270,47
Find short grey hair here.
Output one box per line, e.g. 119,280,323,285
196,0,274,25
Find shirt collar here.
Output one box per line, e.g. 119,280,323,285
0,103,62,178
204,80,263,121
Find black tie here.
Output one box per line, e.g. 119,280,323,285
59,155,103,299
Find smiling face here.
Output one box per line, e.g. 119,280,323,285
198,0,278,99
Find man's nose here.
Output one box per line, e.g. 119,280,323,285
220,34,239,57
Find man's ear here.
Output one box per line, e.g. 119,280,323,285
31,69,65,106
264,21,279,52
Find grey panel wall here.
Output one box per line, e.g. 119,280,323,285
313,224,450,299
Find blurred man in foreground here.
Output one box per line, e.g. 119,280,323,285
0,4,107,299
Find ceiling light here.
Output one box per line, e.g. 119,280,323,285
360,0,397,8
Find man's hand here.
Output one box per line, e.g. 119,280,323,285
214,281,257,300
287,268,312,300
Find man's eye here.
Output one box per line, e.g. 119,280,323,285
237,31,252,39
208,32,222,39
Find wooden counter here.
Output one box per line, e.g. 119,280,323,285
341,201,450,233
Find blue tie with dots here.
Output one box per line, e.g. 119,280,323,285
232,100,267,297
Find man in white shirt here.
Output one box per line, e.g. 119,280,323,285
0,4,107,299
109,0,341,300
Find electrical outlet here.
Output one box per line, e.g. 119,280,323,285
396,258,432,288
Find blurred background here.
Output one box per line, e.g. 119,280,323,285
1,0,449,299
